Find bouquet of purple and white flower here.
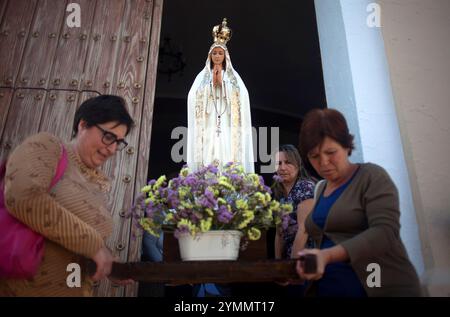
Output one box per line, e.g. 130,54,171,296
132,163,292,241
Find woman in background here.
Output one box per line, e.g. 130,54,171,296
273,144,315,260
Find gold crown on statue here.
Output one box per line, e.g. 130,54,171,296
212,18,232,45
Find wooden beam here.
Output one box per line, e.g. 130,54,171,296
85,259,311,284
125,0,164,298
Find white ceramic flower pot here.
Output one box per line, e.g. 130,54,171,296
178,230,243,261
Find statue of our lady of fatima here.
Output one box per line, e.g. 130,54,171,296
187,18,254,173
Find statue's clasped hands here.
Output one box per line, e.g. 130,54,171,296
213,65,223,87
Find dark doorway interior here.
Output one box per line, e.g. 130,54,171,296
148,0,326,181
140,0,326,297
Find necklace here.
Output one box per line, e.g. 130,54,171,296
210,81,227,137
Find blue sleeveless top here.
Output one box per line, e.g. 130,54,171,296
311,168,367,297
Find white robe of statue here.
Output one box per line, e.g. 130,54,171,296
187,42,254,173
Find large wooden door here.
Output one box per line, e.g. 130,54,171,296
0,0,163,297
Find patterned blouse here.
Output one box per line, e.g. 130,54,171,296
280,179,315,259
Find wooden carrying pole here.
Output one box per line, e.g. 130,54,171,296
84,258,315,284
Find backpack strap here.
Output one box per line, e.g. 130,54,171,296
49,145,68,190
0,161,6,180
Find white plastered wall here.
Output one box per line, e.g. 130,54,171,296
314,0,432,292
378,0,450,296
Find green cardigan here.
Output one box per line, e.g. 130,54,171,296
305,163,422,296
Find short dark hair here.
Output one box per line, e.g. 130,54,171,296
299,108,355,160
72,95,134,138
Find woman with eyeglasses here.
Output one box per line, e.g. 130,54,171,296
1,95,134,296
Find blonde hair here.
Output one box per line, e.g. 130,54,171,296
272,144,312,200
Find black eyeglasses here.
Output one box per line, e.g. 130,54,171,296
94,124,128,151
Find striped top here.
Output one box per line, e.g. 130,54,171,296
0,132,113,296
